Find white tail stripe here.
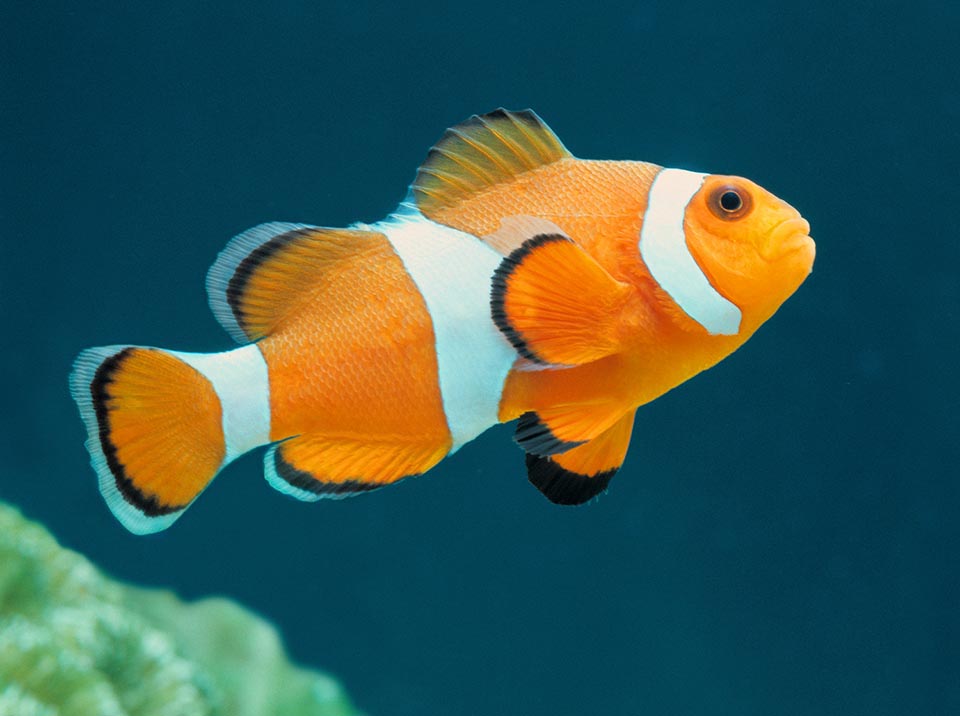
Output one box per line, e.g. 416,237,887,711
371,210,516,451
171,344,271,464
640,168,742,335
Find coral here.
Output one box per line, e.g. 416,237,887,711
0,502,360,716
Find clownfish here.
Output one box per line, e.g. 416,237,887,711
69,109,815,534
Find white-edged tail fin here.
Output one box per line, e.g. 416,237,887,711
69,345,239,534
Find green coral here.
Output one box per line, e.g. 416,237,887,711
0,502,360,716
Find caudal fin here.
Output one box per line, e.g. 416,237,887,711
69,346,227,534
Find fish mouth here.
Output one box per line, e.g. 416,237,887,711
762,217,815,262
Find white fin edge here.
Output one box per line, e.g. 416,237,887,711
263,444,323,502
69,345,185,535
206,222,314,343
263,444,378,502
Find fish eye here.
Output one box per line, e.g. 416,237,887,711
708,184,753,220
720,191,742,212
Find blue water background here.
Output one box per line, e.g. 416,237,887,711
2,2,958,714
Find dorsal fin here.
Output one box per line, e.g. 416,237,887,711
411,109,572,217
207,223,387,342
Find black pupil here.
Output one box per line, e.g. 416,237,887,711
720,190,742,212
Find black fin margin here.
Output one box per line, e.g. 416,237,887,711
460,108,553,139
225,228,315,338
273,449,389,497
514,411,586,456
488,107,550,132
412,109,570,214
427,109,554,165
490,233,572,364
90,347,185,517
525,453,616,506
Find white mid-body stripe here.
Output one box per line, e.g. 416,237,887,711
367,210,517,452
171,344,271,464
639,168,742,335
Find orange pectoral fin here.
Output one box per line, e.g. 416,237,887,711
491,234,633,366
264,433,450,501
526,409,635,505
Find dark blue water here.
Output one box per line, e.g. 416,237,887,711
2,2,957,714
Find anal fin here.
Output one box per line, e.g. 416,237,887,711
264,433,450,501
526,410,635,505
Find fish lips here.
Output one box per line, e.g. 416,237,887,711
762,217,815,265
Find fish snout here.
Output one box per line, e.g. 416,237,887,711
762,217,815,262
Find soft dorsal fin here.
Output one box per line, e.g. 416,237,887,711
411,109,572,217
207,223,387,342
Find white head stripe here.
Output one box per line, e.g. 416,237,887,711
171,344,271,464
639,168,742,335
372,210,516,451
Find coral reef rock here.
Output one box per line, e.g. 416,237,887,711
0,501,360,716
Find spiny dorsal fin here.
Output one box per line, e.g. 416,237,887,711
412,109,572,217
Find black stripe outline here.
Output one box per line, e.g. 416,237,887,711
225,227,316,338
526,452,617,506
91,348,186,516
273,448,405,497
514,411,586,456
490,233,572,364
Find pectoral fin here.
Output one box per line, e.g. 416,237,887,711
492,234,633,366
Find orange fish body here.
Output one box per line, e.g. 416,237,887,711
70,110,815,533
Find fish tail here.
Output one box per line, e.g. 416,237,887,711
70,345,233,534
